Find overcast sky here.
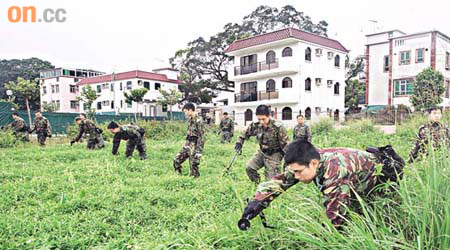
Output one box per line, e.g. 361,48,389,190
1,0,449,73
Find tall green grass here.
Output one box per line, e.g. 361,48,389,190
0,116,449,249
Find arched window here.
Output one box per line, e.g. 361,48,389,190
266,79,276,92
305,107,311,120
282,77,292,88
266,50,276,64
282,47,292,57
334,55,340,67
334,82,340,95
245,109,253,123
334,109,340,121
305,78,311,91
282,107,292,120
305,47,312,61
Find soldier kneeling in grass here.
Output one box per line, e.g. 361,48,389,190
238,140,405,230
107,121,147,160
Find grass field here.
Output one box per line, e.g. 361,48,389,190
0,117,449,249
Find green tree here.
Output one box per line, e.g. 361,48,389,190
345,79,366,109
410,67,445,111
0,57,54,108
124,88,148,121
170,5,329,102
41,102,58,112
77,85,98,118
156,88,182,120
4,77,39,125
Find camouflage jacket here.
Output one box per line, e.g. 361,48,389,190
408,121,450,162
74,119,100,141
293,123,312,142
186,115,205,148
9,117,28,133
238,119,290,154
253,148,379,227
32,117,51,134
220,117,234,133
112,125,145,155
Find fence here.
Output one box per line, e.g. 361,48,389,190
0,102,185,134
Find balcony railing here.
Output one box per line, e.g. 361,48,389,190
235,90,279,103
234,59,279,76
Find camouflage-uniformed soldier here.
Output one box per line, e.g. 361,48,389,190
30,112,52,146
293,114,312,142
173,103,205,178
239,140,405,229
7,113,30,141
234,105,290,184
107,121,147,160
70,116,105,149
219,112,234,143
408,107,450,163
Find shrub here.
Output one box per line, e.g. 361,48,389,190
347,119,376,133
311,118,335,135
0,129,18,148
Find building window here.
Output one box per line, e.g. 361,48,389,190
282,77,292,88
55,100,60,111
266,79,276,92
399,51,411,65
110,83,114,91
144,81,150,90
266,50,276,64
282,47,292,57
120,100,123,108
305,107,311,120
395,40,405,47
316,48,323,56
334,55,340,67
103,101,110,106
416,49,424,63
162,104,168,112
315,78,322,85
111,101,114,109
155,82,161,90
383,55,390,72
56,77,59,82
315,107,321,116
120,82,123,91
97,102,102,110
334,109,340,121
327,52,334,59
305,78,311,91
305,47,312,61
97,85,102,93
334,82,340,95
74,78,79,83
244,109,253,123
127,81,132,90
446,52,450,70
445,80,450,98
70,85,76,93
102,83,109,89
42,86,47,95
394,79,414,96
70,100,79,109
327,80,333,87
51,85,55,93
55,85,59,93
282,107,292,120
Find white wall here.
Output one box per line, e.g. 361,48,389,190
40,77,79,113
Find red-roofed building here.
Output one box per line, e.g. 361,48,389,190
76,69,181,116
225,27,348,128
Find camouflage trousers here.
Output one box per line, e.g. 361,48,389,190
221,131,233,143
37,132,48,146
126,136,147,159
87,133,105,150
173,140,202,177
246,151,283,184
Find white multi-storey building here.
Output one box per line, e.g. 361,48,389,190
77,69,182,116
365,30,450,108
225,27,348,128
39,68,104,113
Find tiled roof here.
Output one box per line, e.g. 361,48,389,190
225,27,348,53
77,70,181,85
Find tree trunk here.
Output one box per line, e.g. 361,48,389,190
135,103,138,122
170,105,173,120
25,98,32,126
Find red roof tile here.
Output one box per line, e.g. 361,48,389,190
77,70,181,86
225,28,348,53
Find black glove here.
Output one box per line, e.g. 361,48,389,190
238,200,265,231
235,141,243,152
70,140,75,146
48,134,52,138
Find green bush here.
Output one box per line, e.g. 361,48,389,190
311,118,335,135
0,129,18,148
346,118,376,133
